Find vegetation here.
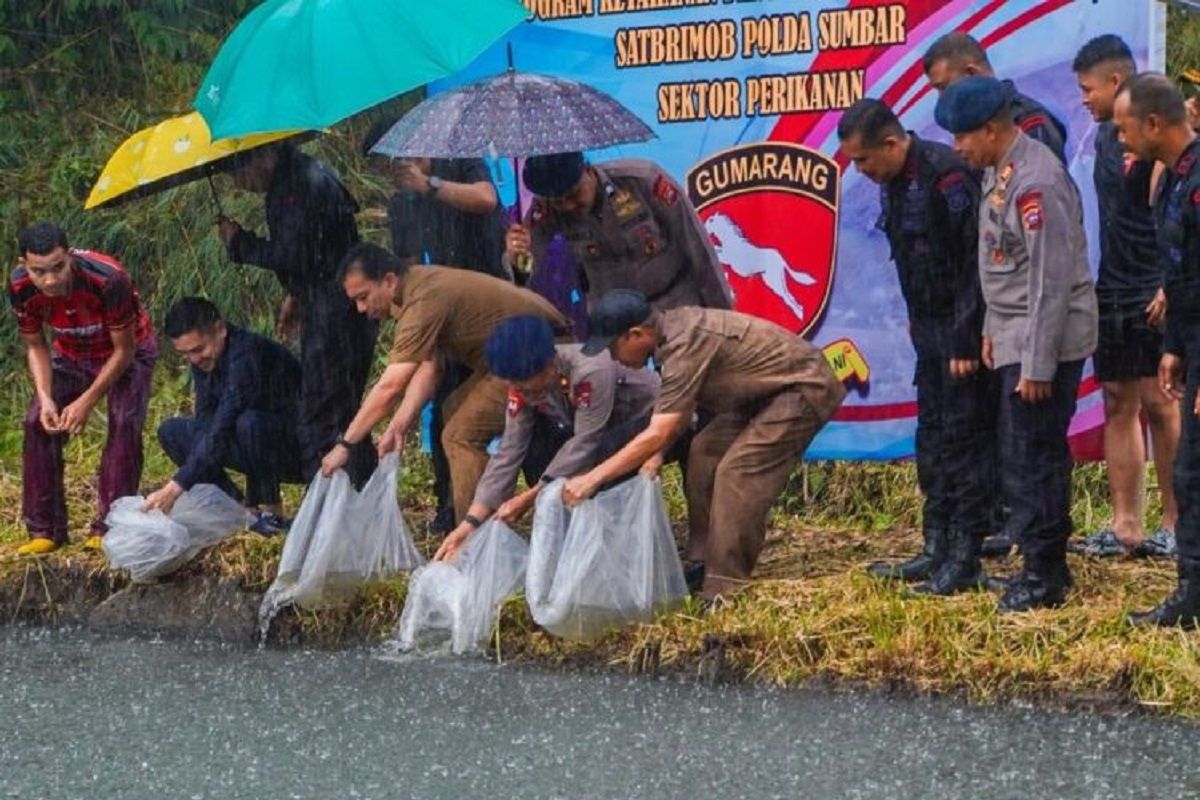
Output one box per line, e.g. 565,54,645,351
3,1,1200,718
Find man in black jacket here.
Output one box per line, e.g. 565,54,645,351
217,142,378,486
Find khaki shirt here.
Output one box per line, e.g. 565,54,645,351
979,132,1098,380
388,267,569,370
472,345,660,510
654,308,845,419
524,159,732,311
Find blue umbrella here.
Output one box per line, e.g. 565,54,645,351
368,68,655,159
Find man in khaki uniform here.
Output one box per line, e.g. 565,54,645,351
505,152,732,313
562,290,845,601
936,76,1097,612
434,315,660,562
319,243,569,521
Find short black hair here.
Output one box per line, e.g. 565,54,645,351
1072,34,1135,75
837,99,905,147
360,117,398,158
922,32,990,75
17,221,68,257
163,297,222,338
1119,72,1186,125
337,241,409,282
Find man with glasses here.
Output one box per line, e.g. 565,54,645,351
503,152,731,314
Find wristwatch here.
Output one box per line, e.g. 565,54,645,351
427,175,444,196
334,434,354,449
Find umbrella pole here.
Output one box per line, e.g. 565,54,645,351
207,175,225,219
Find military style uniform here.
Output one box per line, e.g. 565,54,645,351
523,159,732,312
472,345,659,511
651,308,845,598
1006,80,1068,164
877,134,993,558
1154,138,1200,574
227,148,379,486
979,131,1097,575
387,267,570,520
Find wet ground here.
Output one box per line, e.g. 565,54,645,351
1,628,1197,800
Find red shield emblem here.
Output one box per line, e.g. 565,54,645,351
687,142,839,335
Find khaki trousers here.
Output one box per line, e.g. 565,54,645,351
441,372,509,522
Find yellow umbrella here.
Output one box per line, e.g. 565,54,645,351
85,111,309,210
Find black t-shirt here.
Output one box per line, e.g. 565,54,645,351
387,158,507,278
1094,121,1160,309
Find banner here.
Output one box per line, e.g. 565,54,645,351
440,0,1166,460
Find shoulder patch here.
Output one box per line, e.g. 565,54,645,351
1191,188,1200,207
652,174,678,206
506,388,526,417
1017,190,1044,231
1017,113,1047,134
1178,152,1197,176
572,380,593,409
935,171,970,213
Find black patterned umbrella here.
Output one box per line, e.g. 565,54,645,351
369,69,655,159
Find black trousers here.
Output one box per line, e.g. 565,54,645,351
914,355,995,537
996,360,1084,563
1175,355,1200,571
159,413,304,507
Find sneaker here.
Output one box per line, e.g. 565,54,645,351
249,512,291,537
683,560,706,593
16,537,59,556
1068,528,1127,558
429,506,456,535
83,535,104,551
1135,528,1177,559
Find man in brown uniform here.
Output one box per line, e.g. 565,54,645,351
433,315,660,562
504,152,732,313
562,290,846,601
319,243,569,521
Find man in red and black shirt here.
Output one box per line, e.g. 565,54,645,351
8,222,157,554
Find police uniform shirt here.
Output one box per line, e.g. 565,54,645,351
1006,81,1068,164
879,134,983,359
526,159,732,311
388,267,569,370
1093,122,1161,310
472,345,660,509
652,307,845,420
1154,138,1200,357
979,131,1098,380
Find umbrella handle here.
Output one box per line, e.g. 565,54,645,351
207,175,226,219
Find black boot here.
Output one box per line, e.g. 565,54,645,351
867,528,948,582
1129,566,1200,629
980,530,1016,559
997,557,1072,612
912,532,986,596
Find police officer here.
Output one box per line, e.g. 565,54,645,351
505,152,732,314
218,142,378,487
321,244,568,524
923,31,1068,163
1072,36,1179,559
561,290,845,602
1115,74,1200,627
935,76,1097,612
433,315,660,563
837,99,993,595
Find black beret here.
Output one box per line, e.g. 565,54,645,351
934,76,1009,134
522,152,585,198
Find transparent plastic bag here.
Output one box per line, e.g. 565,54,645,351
526,476,687,641
395,519,528,654
102,485,251,582
260,453,424,619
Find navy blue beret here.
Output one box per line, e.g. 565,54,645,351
485,315,557,381
934,76,1009,134
522,152,585,198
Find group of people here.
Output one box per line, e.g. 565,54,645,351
9,30,1200,625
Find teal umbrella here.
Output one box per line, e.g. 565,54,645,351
194,0,528,139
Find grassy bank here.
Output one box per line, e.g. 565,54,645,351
2,413,1198,719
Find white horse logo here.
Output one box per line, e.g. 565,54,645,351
704,212,817,321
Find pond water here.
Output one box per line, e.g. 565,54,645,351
1,629,1197,799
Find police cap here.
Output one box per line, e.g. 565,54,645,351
934,76,1009,134
523,152,586,198
582,289,651,356
485,315,558,381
